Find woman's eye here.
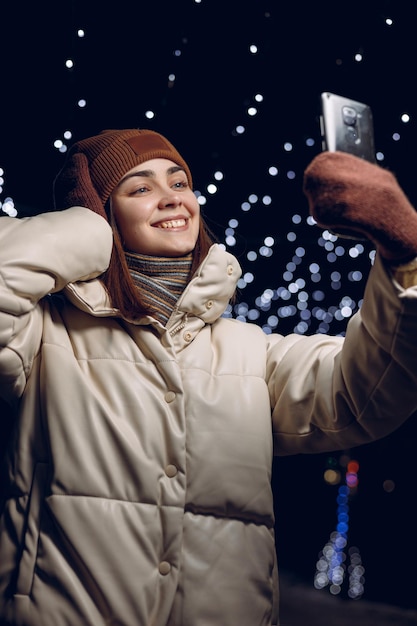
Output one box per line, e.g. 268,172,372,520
133,186,148,194
173,180,188,189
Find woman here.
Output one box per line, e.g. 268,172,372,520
0,128,417,626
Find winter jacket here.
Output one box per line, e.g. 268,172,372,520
1,206,417,626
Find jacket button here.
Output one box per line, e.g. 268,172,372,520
159,561,171,575
164,391,176,403
183,332,192,342
227,264,234,275
165,464,178,478
206,300,214,309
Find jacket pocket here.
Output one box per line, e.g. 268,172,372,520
15,462,47,597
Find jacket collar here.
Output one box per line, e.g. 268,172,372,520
63,244,242,325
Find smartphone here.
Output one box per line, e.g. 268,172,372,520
320,92,376,162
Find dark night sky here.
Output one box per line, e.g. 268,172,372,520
1,0,417,610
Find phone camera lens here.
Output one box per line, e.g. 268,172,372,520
346,125,360,145
342,106,357,126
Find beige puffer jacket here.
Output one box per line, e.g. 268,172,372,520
1,207,417,626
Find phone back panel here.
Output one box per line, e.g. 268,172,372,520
320,92,376,162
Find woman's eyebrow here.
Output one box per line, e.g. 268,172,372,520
118,165,185,187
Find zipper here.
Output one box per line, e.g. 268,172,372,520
169,312,188,337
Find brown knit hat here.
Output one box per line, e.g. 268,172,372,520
53,129,193,219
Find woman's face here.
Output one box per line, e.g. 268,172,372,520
110,158,200,257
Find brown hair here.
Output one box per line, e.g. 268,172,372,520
102,214,216,319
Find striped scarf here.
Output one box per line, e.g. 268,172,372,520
125,251,193,325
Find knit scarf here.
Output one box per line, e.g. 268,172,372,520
125,251,193,325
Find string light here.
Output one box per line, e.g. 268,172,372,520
314,456,364,599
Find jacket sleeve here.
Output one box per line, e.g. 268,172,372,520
0,206,113,405
267,253,417,455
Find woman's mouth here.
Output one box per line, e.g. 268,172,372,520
155,218,188,229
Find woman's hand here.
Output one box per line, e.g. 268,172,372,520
53,152,108,220
303,151,417,263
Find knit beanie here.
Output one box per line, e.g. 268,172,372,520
53,129,193,220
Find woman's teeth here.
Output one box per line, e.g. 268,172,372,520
157,219,187,229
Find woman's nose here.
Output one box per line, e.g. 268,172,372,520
158,189,181,208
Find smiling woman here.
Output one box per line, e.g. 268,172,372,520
110,159,201,257
2,127,417,626
108,158,202,324
53,129,215,321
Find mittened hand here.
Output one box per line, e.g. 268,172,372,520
303,151,417,263
53,152,108,220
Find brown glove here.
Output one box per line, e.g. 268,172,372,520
53,152,108,220
303,151,417,263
